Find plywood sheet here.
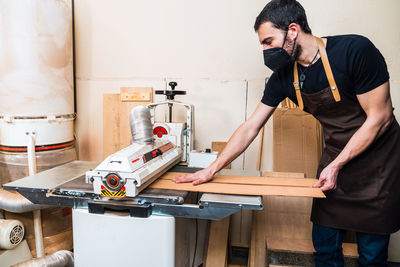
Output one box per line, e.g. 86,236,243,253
150,177,325,198
103,87,153,158
103,94,121,159
161,172,316,187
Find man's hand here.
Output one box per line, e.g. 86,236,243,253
173,168,215,185
313,163,340,191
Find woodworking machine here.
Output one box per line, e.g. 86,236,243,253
85,140,182,198
2,105,262,267
3,106,262,218
3,161,262,219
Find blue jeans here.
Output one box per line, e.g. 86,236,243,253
312,224,390,267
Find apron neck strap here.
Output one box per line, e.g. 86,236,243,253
293,61,304,110
316,37,341,102
293,36,341,110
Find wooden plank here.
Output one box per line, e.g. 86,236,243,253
248,210,266,267
149,179,325,198
103,94,121,159
257,127,265,171
211,141,231,169
120,90,151,102
205,216,230,267
266,237,358,257
262,171,305,179
161,172,316,187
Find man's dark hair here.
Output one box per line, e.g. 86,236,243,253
254,0,312,34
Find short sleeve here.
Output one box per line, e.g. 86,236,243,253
261,73,287,107
349,36,390,94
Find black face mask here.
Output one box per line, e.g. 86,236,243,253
263,32,295,72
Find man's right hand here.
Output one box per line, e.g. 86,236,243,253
173,168,215,185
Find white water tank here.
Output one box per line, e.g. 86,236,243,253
0,0,74,147
0,0,76,186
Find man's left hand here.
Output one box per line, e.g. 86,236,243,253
313,163,340,191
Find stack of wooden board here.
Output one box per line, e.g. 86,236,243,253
150,172,324,198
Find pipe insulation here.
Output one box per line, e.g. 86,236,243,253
0,189,48,213
129,106,154,143
12,250,74,267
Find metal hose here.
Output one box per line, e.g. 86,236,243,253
12,250,74,267
129,106,154,143
0,189,48,213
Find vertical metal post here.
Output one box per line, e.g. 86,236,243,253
27,132,44,258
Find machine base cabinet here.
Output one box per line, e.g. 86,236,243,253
72,209,175,267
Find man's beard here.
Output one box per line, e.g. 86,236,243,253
292,44,302,62
284,38,302,62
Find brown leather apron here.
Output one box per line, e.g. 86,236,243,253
293,37,400,234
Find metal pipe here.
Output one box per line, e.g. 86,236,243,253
26,133,44,258
129,106,154,143
27,133,37,176
32,210,44,257
12,250,74,267
168,103,173,123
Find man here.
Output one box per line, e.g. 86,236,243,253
174,0,400,266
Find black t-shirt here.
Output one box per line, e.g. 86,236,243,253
261,34,390,107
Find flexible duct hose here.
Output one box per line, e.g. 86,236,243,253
0,189,48,213
12,250,74,267
129,106,154,143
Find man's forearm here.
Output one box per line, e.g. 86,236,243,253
331,82,393,170
208,122,260,175
330,115,392,170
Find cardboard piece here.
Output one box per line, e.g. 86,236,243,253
266,107,323,253
273,108,322,178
